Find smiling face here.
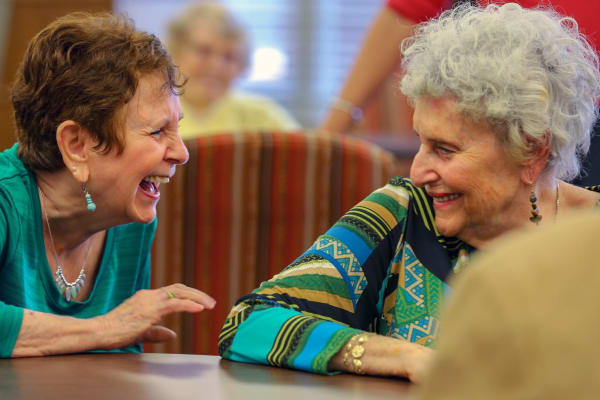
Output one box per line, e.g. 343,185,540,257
86,72,188,224
409,97,527,242
174,22,245,108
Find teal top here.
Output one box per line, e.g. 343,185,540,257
0,144,156,358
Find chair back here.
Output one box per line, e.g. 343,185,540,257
148,131,399,355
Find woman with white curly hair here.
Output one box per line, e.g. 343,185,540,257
218,3,600,382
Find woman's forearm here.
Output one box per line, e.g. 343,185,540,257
11,308,105,357
11,284,214,357
328,333,434,382
319,8,414,134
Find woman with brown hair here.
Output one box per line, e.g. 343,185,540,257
0,12,215,358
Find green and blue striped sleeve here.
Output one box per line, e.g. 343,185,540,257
219,179,411,373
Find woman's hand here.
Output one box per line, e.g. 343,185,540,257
328,334,434,382
11,284,214,357
96,283,216,349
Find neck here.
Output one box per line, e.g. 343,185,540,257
36,170,111,250
182,94,214,112
182,90,230,114
459,178,559,249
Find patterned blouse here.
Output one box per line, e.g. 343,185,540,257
218,177,598,374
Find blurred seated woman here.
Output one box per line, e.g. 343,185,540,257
218,3,600,381
166,1,300,138
0,12,215,358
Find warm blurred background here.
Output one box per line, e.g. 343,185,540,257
0,0,414,152
0,0,112,151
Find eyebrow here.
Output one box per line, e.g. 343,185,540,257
432,138,458,148
415,130,458,148
149,113,184,129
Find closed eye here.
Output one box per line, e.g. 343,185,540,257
435,144,454,155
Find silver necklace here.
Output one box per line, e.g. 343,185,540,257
39,188,91,302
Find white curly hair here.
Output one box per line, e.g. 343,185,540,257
400,3,600,181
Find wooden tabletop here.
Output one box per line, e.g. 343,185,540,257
0,353,413,400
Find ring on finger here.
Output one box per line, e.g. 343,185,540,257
167,290,175,299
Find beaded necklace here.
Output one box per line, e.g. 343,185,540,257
39,188,91,302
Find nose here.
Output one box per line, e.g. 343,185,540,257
208,53,227,70
167,134,189,166
409,145,438,187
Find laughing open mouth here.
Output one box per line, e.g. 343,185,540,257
139,175,169,196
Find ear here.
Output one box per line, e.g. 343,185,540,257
55,120,95,183
520,133,551,185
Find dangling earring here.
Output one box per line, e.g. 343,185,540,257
82,183,96,212
529,186,541,225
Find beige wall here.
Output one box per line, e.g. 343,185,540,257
0,0,112,151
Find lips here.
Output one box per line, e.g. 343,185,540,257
138,175,170,197
428,191,462,208
433,193,461,202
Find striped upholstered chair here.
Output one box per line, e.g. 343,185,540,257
148,131,399,355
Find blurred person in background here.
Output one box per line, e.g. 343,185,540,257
319,0,600,186
418,211,600,399
166,1,300,139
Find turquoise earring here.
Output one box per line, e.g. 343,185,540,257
82,183,96,212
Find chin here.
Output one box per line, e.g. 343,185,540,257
434,218,461,238
128,208,157,225
139,211,157,224
139,215,156,224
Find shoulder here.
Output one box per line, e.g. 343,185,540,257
359,176,411,211
229,91,300,128
376,176,430,211
387,176,426,197
325,177,419,248
0,144,30,184
229,91,279,107
559,182,600,210
381,177,464,253
357,176,438,232
0,145,35,215
0,147,37,263
585,184,600,193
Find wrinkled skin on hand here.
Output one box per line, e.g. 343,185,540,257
98,283,216,349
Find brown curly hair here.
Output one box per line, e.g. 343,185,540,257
11,12,185,172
